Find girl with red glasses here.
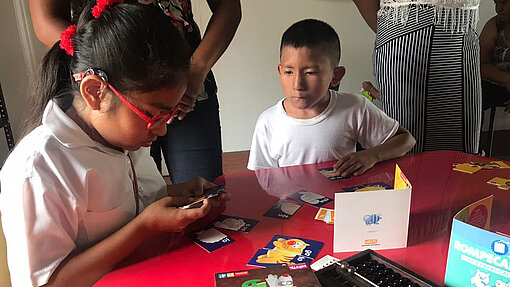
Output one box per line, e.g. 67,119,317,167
0,1,225,286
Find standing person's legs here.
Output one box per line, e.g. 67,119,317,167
158,92,223,184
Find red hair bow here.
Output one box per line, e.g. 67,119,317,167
59,25,77,56
92,0,124,18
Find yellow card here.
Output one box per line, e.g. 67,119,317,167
453,162,483,174
394,164,412,190
487,177,509,186
490,161,510,169
315,208,334,224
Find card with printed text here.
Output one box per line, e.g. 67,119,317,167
287,190,333,208
190,227,234,253
318,167,351,180
263,199,303,220
213,215,258,233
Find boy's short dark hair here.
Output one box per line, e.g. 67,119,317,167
280,19,340,67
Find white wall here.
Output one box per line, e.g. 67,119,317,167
0,0,505,166
193,0,508,152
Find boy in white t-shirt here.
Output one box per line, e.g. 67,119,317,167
247,19,415,177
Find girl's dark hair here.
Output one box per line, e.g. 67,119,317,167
24,2,189,136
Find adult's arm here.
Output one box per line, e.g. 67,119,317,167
29,0,71,47
480,16,510,91
352,0,379,33
177,0,241,117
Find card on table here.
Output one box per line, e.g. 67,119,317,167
452,161,510,174
310,255,341,271
262,235,324,259
213,215,258,233
341,182,393,192
487,177,510,190
315,207,334,224
215,263,321,287
318,167,351,180
189,227,234,253
247,235,324,268
263,199,303,220
247,249,314,268
287,190,333,208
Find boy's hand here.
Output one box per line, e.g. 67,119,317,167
333,150,378,177
138,197,211,237
167,177,216,198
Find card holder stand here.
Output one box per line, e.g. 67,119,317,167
314,249,439,287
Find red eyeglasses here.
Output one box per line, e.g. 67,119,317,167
73,68,178,130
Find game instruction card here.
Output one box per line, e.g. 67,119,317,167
248,235,324,268
287,190,333,208
264,199,303,220
189,227,234,253
215,263,321,287
213,215,259,233
318,167,351,180
334,164,412,252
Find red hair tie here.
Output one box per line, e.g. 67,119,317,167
59,25,77,56
92,0,124,18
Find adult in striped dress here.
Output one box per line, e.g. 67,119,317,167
353,0,482,154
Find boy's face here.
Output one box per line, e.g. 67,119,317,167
278,45,344,117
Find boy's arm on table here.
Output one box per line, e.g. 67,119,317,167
480,17,510,91
333,125,415,177
43,193,211,287
29,0,70,47
176,0,241,118
352,0,379,33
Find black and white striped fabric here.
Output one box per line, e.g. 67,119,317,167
373,4,481,154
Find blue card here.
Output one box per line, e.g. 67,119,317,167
263,199,303,220
262,235,324,260
318,167,351,180
247,249,314,268
341,182,392,192
213,215,259,233
287,190,333,208
190,227,234,253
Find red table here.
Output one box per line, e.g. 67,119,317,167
94,151,510,286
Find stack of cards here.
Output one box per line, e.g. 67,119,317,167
341,182,392,192
213,215,258,233
453,161,510,174
189,227,234,253
487,177,510,190
318,167,350,180
248,235,324,268
263,199,303,220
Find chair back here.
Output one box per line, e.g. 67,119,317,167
0,84,14,152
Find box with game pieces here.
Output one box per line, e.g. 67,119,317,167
314,250,439,287
215,263,321,287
